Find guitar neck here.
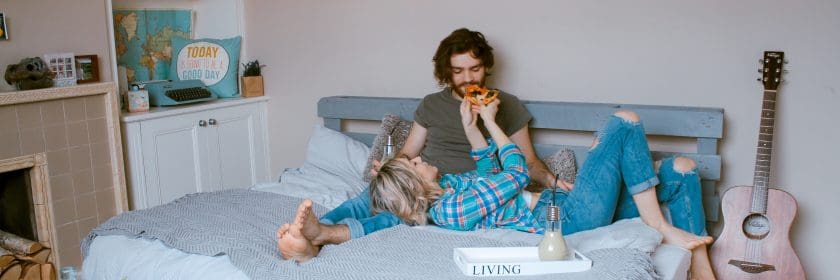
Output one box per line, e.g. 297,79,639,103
751,51,785,214
751,89,777,213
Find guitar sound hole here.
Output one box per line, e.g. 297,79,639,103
742,213,770,239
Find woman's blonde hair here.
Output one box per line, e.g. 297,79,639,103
369,158,444,226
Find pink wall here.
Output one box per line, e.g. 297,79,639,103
0,0,113,92
244,1,840,279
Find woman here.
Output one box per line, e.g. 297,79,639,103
368,97,715,279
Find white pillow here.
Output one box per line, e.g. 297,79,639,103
301,125,370,182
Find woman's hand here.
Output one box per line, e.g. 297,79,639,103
478,98,500,125
460,97,479,129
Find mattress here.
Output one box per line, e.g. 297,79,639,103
83,131,690,280
82,183,689,280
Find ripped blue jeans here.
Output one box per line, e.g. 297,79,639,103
318,188,402,239
532,115,708,236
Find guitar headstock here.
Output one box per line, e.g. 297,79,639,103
759,51,785,91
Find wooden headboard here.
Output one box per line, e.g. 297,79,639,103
318,96,724,223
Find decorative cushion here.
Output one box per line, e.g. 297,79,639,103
544,148,578,184
169,36,241,97
526,148,578,192
363,114,412,182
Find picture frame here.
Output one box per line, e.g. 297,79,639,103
0,12,8,40
43,52,76,87
74,55,100,84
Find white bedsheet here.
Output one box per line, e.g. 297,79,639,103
83,170,689,280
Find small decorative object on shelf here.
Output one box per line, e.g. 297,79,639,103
3,57,54,90
0,12,8,40
241,59,265,97
74,55,100,84
126,84,150,113
43,52,77,87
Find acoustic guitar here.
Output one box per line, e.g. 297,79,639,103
710,51,805,279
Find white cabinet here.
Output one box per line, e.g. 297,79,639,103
121,97,270,209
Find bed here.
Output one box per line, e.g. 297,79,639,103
82,95,723,280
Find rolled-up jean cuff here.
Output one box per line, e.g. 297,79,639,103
335,218,365,239
627,176,660,195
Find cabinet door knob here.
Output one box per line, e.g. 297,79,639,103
199,120,207,127
208,118,217,125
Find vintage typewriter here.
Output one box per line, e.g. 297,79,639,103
144,79,218,106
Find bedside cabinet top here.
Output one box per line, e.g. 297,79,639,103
121,96,270,123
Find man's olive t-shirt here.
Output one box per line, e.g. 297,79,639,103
413,88,532,174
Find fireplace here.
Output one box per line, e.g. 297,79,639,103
0,153,57,264
0,168,37,241
0,82,127,270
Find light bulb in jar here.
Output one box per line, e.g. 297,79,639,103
538,205,570,261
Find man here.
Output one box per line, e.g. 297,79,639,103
277,28,566,262
400,28,564,190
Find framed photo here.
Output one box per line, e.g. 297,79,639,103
0,12,8,40
43,52,76,87
74,55,100,83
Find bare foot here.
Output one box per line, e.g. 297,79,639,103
659,224,713,250
294,199,324,244
689,245,716,280
277,223,319,262
276,223,290,252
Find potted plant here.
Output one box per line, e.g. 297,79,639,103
241,59,265,97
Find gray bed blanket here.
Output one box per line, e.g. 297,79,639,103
82,189,659,280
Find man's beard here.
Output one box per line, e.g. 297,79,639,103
452,81,484,98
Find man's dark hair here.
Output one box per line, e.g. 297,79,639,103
432,28,494,87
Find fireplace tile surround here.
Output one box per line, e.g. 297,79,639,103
0,82,127,269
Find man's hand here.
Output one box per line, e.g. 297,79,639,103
533,169,574,192
369,159,383,178
556,179,574,192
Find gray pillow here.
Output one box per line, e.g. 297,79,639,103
544,148,577,184
363,114,412,182
526,148,577,192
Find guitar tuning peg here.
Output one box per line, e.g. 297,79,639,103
757,69,763,73
783,70,789,74
784,60,789,64
759,59,765,64
756,78,762,82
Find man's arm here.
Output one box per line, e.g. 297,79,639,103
397,121,427,158
508,126,571,191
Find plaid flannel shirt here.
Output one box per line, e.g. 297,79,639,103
429,141,541,233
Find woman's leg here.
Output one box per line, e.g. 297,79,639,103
616,156,715,279
318,188,403,239
279,193,403,262
614,157,707,236
552,111,659,234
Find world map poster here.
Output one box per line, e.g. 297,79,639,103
113,10,192,84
